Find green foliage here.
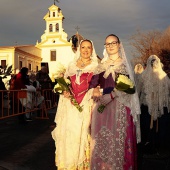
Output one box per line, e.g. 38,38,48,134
0,65,13,78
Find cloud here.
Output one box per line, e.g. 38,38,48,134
0,0,170,57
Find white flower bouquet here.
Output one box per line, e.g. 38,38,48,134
53,63,83,112
52,62,66,81
53,78,71,94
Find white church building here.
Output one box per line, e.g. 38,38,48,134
36,4,75,78
0,3,77,84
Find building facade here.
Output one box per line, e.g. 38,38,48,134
0,45,41,87
0,3,77,85
36,4,74,78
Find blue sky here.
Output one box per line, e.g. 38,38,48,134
0,0,170,58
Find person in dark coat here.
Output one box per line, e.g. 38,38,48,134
0,76,7,108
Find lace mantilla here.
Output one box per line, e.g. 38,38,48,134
138,55,170,120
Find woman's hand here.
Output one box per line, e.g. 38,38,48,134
92,87,101,102
63,91,71,98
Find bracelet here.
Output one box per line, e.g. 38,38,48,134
110,92,114,100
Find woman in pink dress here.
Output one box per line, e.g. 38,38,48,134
51,39,98,170
89,34,141,170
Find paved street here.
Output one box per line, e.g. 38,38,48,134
0,108,170,170
0,109,57,170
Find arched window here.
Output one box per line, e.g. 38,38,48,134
56,23,59,32
53,12,55,17
49,24,53,32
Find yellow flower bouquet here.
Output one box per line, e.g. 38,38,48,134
115,74,135,94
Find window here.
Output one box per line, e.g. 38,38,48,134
56,23,59,32
19,61,22,70
36,66,38,72
1,60,6,68
28,63,32,70
53,12,55,17
49,24,53,32
51,50,56,61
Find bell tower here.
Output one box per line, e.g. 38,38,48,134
45,6,63,33
37,3,68,43
36,3,74,78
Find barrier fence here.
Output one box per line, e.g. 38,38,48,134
0,89,58,120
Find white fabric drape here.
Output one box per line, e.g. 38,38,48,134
52,88,94,168
137,55,170,120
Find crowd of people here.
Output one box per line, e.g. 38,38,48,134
0,33,170,170
51,34,170,170
0,66,53,122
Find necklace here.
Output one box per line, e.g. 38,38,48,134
109,56,120,63
80,58,91,67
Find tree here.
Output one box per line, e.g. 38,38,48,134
130,27,170,77
130,29,161,64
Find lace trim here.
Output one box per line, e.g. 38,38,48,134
65,60,98,78
138,55,170,120
92,102,127,170
94,62,128,76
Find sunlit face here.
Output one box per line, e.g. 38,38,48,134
105,36,120,56
80,41,93,59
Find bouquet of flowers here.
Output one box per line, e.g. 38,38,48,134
53,77,71,94
52,62,66,81
97,74,135,113
53,63,83,112
115,74,135,94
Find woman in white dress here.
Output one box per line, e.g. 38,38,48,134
51,39,98,169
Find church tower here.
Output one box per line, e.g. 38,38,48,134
36,3,74,78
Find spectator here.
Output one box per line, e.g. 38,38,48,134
0,76,7,108
134,63,144,74
137,55,170,156
10,67,30,123
36,66,52,90
36,66,53,109
134,63,144,93
29,73,44,116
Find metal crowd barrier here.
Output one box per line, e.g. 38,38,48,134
0,89,58,120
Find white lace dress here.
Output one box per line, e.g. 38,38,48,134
51,61,97,169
